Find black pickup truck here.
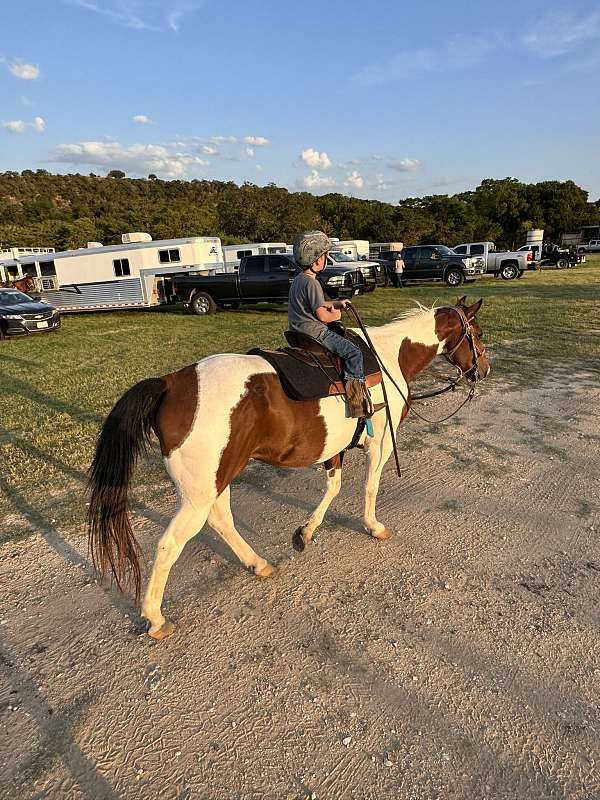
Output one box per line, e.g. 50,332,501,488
173,252,369,314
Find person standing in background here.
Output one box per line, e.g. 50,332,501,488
393,244,405,288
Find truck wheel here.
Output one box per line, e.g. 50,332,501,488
190,291,217,315
556,257,569,269
445,268,464,287
499,263,518,280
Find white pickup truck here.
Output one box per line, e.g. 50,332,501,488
453,241,533,280
577,239,600,253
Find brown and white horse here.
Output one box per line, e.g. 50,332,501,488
88,298,489,639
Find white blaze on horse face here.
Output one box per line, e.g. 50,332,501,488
164,354,276,502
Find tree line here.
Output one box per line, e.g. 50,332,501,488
0,169,598,252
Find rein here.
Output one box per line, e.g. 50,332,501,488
345,304,481,430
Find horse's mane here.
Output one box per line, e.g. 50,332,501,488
393,301,438,321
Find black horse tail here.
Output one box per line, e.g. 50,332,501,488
87,377,168,600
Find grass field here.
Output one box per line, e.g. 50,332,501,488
1,258,598,541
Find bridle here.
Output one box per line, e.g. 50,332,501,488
344,304,487,455
441,306,487,384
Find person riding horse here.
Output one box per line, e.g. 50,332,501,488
289,230,367,418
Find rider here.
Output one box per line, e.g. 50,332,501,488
289,230,366,418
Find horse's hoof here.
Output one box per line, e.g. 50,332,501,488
292,527,306,552
147,620,176,640
255,563,275,578
371,528,392,540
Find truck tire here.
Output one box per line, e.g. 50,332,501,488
499,262,518,280
190,291,217,315
444,268,464,287
556,257,569,269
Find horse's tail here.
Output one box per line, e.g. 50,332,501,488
87,377,168,600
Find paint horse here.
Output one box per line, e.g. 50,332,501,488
88,298,490,639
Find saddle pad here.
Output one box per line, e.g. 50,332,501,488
247,331,381,402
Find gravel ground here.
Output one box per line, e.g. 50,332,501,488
1,371,599,800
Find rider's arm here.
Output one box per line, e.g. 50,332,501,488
316,304,342,323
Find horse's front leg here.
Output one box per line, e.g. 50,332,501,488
292,454,343,552
363,423,395,540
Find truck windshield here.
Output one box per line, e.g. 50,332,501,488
329,251,354,262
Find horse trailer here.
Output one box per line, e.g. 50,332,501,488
0,234,227,313
222,242,287,271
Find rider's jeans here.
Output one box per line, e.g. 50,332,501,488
317,329,365,381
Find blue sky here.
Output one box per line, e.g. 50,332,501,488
1,0,599,202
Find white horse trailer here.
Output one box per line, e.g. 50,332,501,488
334,240,370,260
222,242,287,271
0,234,226,312
369,242,405,259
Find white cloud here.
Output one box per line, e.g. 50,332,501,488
50,140,209,178
2,120,27,134
242,136,270,146
297,170,338,190
210,135,238,144
522,9,600,57
388,158,422,172
244,146,255,158
344,170,364,189
300,148,332,170
7,61,40,80
68,0,205,32
1,116,45,134
200,144,218,155
352,34,500,86
132,114,153,124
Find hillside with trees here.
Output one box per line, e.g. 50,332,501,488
0,170,598,251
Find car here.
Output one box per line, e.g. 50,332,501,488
400,245,484,286
0,287,61,339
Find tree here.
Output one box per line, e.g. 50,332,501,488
107,169,126,179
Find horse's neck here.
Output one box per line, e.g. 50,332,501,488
366,312,440,383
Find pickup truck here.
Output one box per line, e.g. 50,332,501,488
172,252,368,314
327,250,385,289
453,241,532,279
576,239,600,253
400,245,484,286
518,244,585,269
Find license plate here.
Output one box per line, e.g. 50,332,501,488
354,289,359,295
36,321,49,328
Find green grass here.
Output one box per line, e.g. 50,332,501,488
1,258,598,540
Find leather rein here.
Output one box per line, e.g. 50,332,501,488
346,304,485,426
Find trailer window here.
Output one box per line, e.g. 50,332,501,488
113,258,131,277
159,248,181,263
237,249,252,259
39,260,56,276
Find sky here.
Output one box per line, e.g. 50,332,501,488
1,0,599,202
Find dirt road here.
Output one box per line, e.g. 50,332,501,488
1,371,599,800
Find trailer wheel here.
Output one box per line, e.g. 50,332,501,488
444,268,464,286
190,291,217,315
499,262,518,280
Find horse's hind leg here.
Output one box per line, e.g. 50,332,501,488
292,454,343,552
207,486,274,577
142,500,212,639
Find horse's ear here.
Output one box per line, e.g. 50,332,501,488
457,295,467,306
466,298,483,318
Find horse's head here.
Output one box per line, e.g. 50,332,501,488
435,297,490,383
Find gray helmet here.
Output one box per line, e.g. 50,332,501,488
293,230,333,268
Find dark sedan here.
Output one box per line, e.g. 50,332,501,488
0,288,60,339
